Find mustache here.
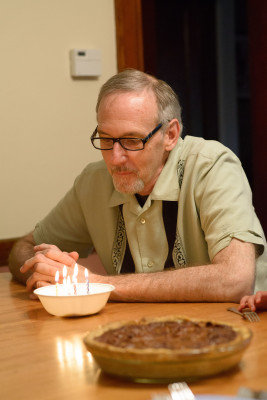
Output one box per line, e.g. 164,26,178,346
111,166,137,174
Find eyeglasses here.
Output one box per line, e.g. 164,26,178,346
90,123,163,151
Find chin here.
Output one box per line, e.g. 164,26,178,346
113,177,145,194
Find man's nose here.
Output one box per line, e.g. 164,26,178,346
110,141,127,164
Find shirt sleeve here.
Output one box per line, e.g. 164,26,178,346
33,172,93,257
193,143,265,260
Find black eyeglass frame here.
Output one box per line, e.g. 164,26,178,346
90,123,163,151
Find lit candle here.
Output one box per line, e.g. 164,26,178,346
85,268,89,294
72,263,78,296
55,270,59,296
74,263,78,278
67,275,71,296
73,278,77,296
63,265,67,286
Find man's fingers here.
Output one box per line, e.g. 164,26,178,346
246,297,257,311
239,294,257,312
26,271,55,292
20,250,77,275
29,293,39,300
29,281,52,299
20,253,62,274
238,295,249,310
33,243,79,265
68,251,79,261
36,281,52,289
34,243,60,252
34,248,79,265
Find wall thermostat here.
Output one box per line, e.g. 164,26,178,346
70,49,101,77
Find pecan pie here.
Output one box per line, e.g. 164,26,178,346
83,315,252,382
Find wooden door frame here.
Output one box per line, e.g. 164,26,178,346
114,0,144,71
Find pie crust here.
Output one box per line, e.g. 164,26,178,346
83,315,252,382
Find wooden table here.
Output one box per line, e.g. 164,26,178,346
1,272,266,400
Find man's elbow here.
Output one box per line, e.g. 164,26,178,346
8,233,35,285
227,275,254,303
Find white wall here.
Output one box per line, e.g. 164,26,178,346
0,0,117,239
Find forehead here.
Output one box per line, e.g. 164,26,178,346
97,90,158,130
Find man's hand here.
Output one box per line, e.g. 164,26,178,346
239,291,267,312
20,243,79,292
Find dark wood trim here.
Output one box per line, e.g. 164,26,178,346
0,238,18,267
114,0,144,72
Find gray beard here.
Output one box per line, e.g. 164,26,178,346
112,175,145,194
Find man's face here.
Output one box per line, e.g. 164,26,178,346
97,90,172,196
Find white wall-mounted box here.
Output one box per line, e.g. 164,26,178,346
70,49,101,77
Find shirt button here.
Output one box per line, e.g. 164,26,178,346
147,261,154,268
140,218,146,224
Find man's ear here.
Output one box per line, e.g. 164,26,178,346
165,119,180,151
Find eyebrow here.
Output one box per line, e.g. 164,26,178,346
97,128,145,138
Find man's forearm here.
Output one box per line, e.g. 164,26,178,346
90,264,253,303
8,232,36,284
89,239,255,303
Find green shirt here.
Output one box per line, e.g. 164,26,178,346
33,136,267,292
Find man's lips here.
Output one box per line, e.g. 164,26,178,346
114,171,133,176
111,167,137,176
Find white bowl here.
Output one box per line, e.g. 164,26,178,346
34,283,115,317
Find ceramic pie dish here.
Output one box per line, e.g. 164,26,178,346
83,315,252,382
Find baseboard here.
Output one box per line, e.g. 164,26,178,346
0,238,18,266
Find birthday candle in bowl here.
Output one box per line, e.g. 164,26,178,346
55,270,59,296
74,263,78,277
85,268,89,294
72,263,78,295
63,265,67,286
67,275,71,296
73,277,77,296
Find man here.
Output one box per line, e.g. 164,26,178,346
9,69,267,302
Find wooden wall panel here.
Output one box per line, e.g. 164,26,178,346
0,238,17,267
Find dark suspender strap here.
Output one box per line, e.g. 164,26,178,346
162,201,178,268
120,238,136,274
119,205,135,274
119,201,178,274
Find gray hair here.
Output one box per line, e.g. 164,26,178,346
96,69,183,133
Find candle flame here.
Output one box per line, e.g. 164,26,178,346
63,265,67,278
84,268,88,278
